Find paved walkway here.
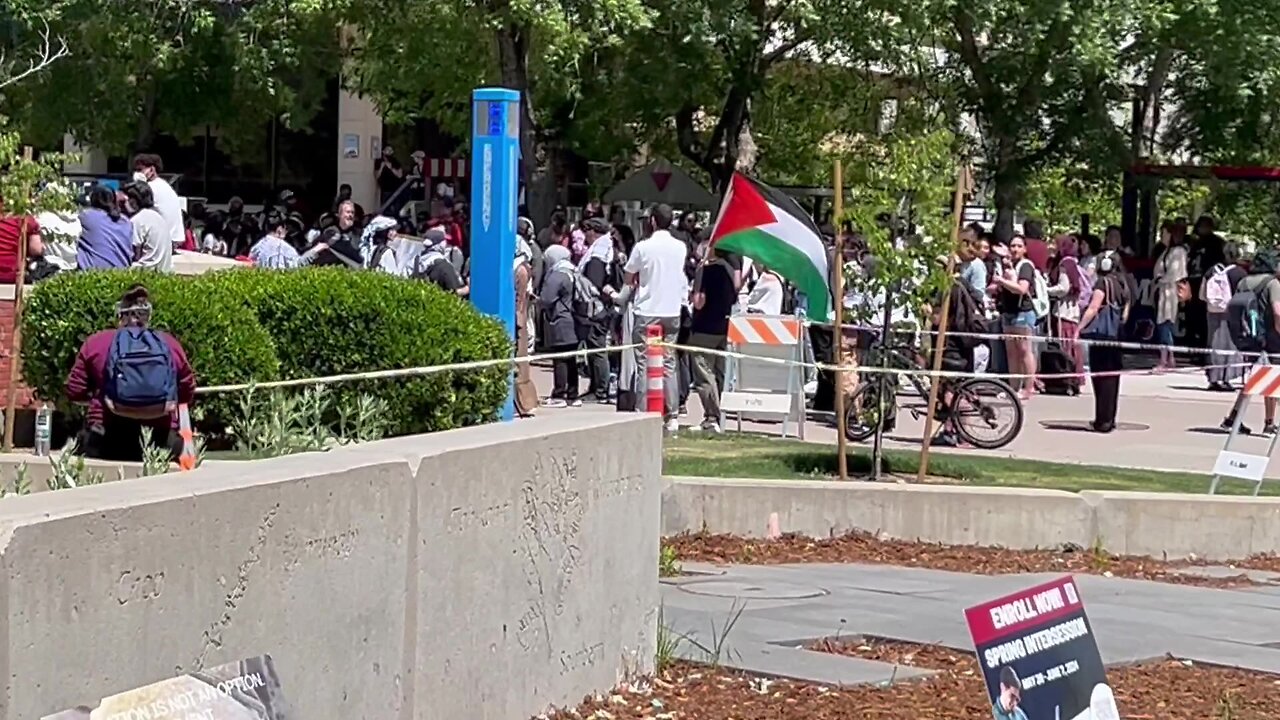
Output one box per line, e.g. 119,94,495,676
661,562,1280,685
531,364,1271,476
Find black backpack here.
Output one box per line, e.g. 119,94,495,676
949,286,987,352
1228,277,1271,352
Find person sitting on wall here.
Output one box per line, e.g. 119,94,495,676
0,203,44,284
65,284,196,461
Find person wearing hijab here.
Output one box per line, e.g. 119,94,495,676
412,228,468,295
540,244,582,406
514,234,539,416
519,216,544,295
361,215,402,274
577,217,617,402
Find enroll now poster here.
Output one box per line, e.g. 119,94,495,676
965,576,1121,720
42,655,290,720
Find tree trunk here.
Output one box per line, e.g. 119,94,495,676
1135,48,1173,160
130,83,159,155
495,24,536,201
993,172,1019,244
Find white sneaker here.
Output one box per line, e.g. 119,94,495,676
664,419,680,434
700,421,723,434
544,398,567,408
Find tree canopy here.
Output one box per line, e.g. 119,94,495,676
6,0,342,158
5,0,1280,239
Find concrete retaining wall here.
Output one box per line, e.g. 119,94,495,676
0,414,661,720
664,476,1280,561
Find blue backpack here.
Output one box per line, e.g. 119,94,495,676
104,327,178,419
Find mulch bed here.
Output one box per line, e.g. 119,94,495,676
554,653,1280,720
663,531,1274,588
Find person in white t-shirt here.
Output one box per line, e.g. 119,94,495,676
132,153,185,250
746,265,785,315
623,203,688,431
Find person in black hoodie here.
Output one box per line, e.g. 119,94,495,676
308,200,363,268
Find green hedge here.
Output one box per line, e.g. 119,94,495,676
21,270,281,429
21,268,511,436
211,268,511,435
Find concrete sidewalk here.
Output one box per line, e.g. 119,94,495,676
531,364,1267,477
662,562,1280,685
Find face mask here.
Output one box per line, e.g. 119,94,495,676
132,172,148,183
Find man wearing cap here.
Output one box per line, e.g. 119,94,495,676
624,203,688,432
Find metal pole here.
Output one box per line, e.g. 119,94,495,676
269,115,279,199
1209,396,1250,494
919,167,971,482
3,147,33,453
872,278,893,482
1256,425,1280,496
832,159,848,481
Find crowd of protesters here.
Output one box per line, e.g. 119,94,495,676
8,146,1279,453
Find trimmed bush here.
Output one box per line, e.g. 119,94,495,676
206,268,511,436
21,268,511,437
21,270,282,429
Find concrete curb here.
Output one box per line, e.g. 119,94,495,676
663,476,1280,561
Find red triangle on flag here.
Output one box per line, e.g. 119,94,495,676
711,173,777,243
651,171,672,192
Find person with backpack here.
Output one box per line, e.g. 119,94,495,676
360,215,402,274
411,228,468,296
1222,249,1280,436
993,235,1041,399
64,284,196,461
540,244,586,407
932,266,990,447
1045,234,1087,393
577,218,619,402
1079,251,1132,433
1202,243,1247,391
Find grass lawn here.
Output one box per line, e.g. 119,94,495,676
663,433,1277,496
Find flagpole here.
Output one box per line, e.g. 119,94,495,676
832,159,848,481
918,165,972,483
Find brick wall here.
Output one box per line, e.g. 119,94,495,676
0,296,37,410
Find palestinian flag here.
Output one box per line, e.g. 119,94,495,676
709,173,831,321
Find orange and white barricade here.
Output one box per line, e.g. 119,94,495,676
722,314,807,438
1211,361,1280,495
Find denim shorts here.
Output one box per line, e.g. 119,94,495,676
1002,310,1038,329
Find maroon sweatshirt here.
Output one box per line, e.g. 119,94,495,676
65,328,197,432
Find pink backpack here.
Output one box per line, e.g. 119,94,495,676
1205,264,1232,313
1060,257,1091,314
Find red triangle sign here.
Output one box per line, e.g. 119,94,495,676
711,173,777,243
651,171,672,192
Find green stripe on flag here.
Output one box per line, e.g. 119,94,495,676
716,228,831,322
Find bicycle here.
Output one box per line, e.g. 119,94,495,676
842,340,1024,450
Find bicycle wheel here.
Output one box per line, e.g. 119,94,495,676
843,380,893,443
948,378,1023,449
